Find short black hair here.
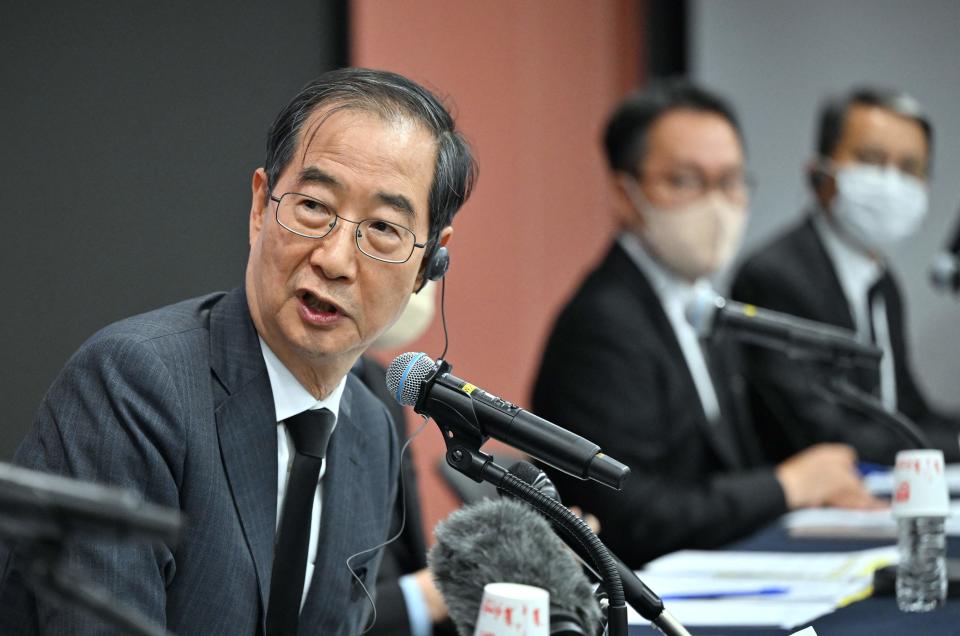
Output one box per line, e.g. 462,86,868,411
265,67,478,255
816,86,933,161
603,78,743,174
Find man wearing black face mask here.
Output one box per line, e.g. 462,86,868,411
732,86,960,465
532,81,881,568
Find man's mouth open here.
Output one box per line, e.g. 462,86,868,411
297,291,343,326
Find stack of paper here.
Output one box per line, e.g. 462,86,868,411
628,546,897,629
783,501,960,539
863,463,960,497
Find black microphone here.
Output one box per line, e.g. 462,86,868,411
0,462,182,544
930,207,960,293
503,461,690,636
685,287,882,367
386,352,630,490
428,496,601,636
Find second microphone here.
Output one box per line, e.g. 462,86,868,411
386,352,630,490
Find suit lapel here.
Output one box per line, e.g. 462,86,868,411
800,218,884,391
608,244,743,468
210,288,279,625
797,217,858,330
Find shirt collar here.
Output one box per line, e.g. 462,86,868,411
812,209,883,297
617,231,712,312
258,336,346,424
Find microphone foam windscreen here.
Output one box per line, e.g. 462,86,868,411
428,497,601,635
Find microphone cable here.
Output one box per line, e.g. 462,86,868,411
437,275,450,362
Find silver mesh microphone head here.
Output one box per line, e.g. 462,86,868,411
930,252,959,293
385,352,437,406
684,286,723,338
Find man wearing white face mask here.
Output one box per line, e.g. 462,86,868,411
732,87,960,465
532,81,880,568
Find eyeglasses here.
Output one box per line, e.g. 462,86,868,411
270,192,426,264
640,169,754,206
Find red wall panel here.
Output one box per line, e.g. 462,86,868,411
352,0,644,539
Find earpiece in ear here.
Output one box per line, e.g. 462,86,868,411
810,169,826,189
809,159,834,190
424,246,450,282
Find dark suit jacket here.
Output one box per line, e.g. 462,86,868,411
731,216,960,464
532,242,786,568
0,287,399,635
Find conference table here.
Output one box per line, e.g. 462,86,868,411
628,522,960,635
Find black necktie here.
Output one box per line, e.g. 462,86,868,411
266,408,335,636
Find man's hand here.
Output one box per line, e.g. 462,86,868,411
775,443,885,510
569,505,601,534
412,567,448,623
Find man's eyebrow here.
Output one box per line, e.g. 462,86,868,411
297,167,343,190
376,191,416,217
297,166,416,217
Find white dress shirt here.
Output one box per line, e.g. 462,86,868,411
618,232,722,423
258,337,345,609
812,213,897,411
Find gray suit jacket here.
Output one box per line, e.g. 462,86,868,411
0,287,399,635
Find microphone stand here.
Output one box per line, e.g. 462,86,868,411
814,377,932,450
735,330,930,450
0,463,180,636
18,540,171,636
443,443,628,636
423,362,689,635
733,330,882,370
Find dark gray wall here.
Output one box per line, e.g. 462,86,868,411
0,1,346,459
691,0,960,411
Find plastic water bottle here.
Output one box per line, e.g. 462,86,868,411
891,449,949,613
895,516,947,611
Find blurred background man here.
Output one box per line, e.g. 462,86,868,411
732,87,960,464
532,80,881,568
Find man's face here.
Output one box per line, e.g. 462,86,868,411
820,104,929,205
245,107,444,391
633,109,746,218
619,108,748,280
830,104,928,178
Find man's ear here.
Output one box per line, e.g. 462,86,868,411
806,158,836,211
614,172,645,231
249,168,269,247
415,226,454,291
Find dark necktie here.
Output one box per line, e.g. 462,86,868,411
266,408,335,636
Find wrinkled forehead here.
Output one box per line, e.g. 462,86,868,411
287,105,439,230
295,103,437,166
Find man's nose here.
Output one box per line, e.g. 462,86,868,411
309,219,359,280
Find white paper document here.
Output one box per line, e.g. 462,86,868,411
628,546,897,628
627,598,835,629
643,545,897,580
863,463,960,496
783,501,960,539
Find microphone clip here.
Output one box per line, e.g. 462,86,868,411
416,359,494,484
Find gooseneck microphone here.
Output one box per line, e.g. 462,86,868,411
930,206,960,294
685,287,882,367
503,461,691,636
428,497,602,636
386,352,630,490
